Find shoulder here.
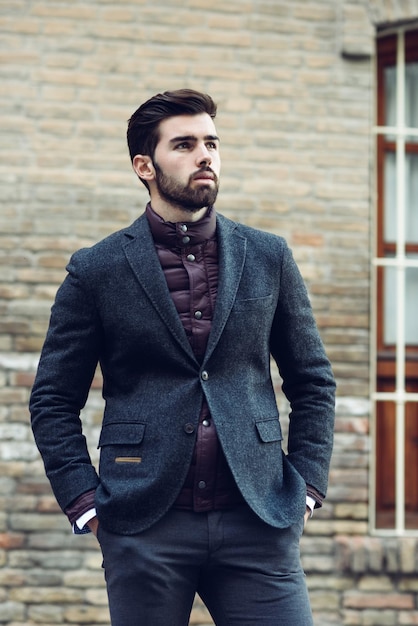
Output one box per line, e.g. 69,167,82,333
69,214,148,270
216,212,289,256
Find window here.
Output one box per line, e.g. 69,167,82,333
373,24,418,533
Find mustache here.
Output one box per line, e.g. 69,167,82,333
190,167,218,183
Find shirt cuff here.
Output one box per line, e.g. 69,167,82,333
73,508,97,535
306,496,316,517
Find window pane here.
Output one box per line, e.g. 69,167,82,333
406,62,418,141
384,62,418,141
384,153,418,244
384,262,418,345
406,265,418,345
383,264,397,344
384,152,396,242
406,154,418,243
385,65,396,127
384,66,396,141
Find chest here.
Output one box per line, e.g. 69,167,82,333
155,238,218,360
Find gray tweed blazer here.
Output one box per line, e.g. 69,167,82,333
30,211,336,535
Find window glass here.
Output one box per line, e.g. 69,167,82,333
384,152,396,242
406,62,418,140
384,153,418,244
405,154,418,243
405,265,418,344
384,261,418,345
384,66,396,140
383,264,397,345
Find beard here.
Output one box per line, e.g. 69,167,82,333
153,162,219,213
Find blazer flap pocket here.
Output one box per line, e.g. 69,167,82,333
98,422,146,448
255,419,282,443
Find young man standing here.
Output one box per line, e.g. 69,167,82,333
30,89,336,626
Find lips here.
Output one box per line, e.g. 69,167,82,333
192,170,215,181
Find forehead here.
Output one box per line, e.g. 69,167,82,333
157,113,218,143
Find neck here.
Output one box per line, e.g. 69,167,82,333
149,196,209,223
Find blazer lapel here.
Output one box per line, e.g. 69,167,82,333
204,215,247,362
122,215,197,363
121,212,247,366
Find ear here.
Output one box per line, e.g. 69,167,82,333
132,155,155,182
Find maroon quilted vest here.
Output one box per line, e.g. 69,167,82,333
147,204,243,511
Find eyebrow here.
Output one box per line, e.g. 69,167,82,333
169,134,220,145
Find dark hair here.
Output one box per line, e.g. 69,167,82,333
127,89,217,164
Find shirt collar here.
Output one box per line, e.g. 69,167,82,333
145,203,217,247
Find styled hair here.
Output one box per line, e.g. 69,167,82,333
127,89,217,164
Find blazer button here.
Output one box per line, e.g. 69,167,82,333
201,371,209,381
184,423,195,434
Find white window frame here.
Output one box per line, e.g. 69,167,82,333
371,23,418,536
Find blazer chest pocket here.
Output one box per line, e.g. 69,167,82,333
98,422,146,465
255,418,282,443
233,294,273,312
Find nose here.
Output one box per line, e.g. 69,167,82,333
196,145,212,168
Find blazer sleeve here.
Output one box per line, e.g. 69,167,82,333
29,251,102,512
270,243,336,499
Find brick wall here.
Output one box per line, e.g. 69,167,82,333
1,0,418,624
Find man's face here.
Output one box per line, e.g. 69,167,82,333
151,113,221,213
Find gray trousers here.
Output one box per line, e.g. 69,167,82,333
97,504,313,626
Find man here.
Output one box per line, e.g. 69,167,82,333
30,89,335,626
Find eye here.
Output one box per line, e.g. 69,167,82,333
206,141,218,150
174,142,191,150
